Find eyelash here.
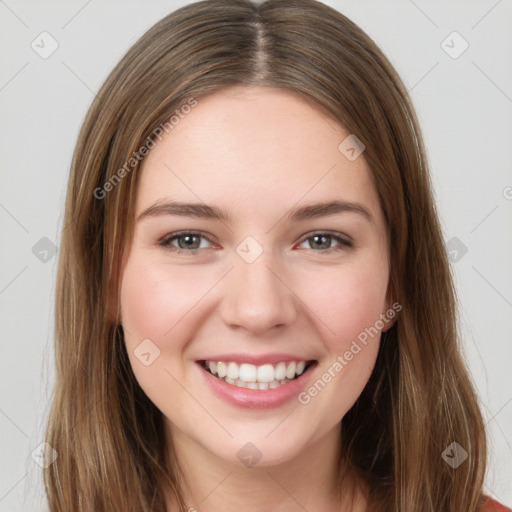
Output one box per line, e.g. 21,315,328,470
158,230,353,255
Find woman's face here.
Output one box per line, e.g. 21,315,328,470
120,85,391,467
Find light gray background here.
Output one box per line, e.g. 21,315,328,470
1,0,511,510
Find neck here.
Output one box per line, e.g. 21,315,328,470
164,423,366,512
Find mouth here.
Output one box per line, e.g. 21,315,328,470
198,359,317,390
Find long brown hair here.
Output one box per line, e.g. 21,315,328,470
45,0,488,510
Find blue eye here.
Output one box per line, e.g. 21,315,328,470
158,231,353,255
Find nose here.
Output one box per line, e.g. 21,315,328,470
219,252,298,335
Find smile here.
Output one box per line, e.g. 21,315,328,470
200,360,315,390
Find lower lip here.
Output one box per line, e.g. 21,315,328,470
196,361,317,409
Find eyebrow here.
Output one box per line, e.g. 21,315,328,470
137,199,373,224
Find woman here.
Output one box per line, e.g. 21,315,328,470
44,0,510,510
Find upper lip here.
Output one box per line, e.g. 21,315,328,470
196,352,316,366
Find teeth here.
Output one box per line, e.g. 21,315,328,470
239,363,257,382
275,362,287,380
216,361,227,378
227,362,239,380
202,359,311,388
223,377,292,389
257,364,275,383
285,361,296,379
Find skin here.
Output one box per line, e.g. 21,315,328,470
119,85,392,512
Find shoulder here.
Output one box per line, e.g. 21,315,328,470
482,496,512,512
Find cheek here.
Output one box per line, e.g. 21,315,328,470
297,259,389,348
292,259,388,414
120,268,170,350
292,284,383,417
120,255,207,347
119,254,207,411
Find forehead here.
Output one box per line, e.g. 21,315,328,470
136,86,381,223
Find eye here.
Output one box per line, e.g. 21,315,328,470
158,231,215,254
158,230,353,255
296,232,353,253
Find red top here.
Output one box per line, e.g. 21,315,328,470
483,497,512,512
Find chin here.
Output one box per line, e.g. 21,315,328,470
203,426,315,469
